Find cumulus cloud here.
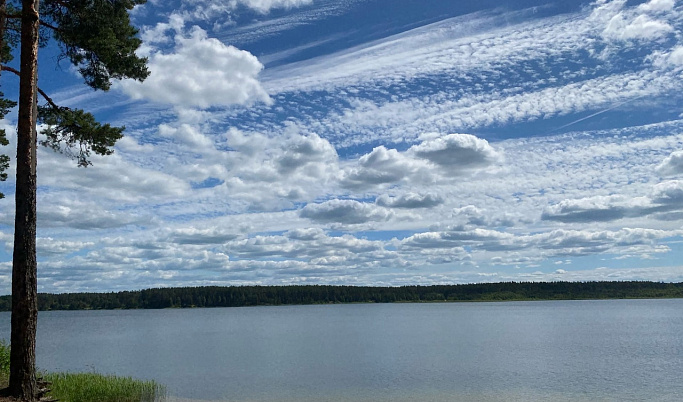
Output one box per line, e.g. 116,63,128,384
159,123,215,149
637,0,675,13
38,203,150,230
166,227,240,245
375,193,444,209
341,134,501,190
119,26,270,108
651,46,683,69
300,199,393,225
37,238,95,257
276,133,339,175
650,180,683,205
408,134,502,169
37,150,190,203
340,146,420,190
542,181,683,224
451,205,516,228
657,151,683,176
541,196,631,223
603,14,674,41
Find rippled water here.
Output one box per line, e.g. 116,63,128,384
1,299,682,401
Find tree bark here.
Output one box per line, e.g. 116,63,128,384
8,0,40,400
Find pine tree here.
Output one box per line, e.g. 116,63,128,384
0,0,148,399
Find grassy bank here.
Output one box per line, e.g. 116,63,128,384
44,372,165,402
0,340,165,401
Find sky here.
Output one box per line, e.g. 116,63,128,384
1,0,683,294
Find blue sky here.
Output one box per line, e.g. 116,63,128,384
1,0,683,293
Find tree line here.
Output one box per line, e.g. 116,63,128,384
1,281,682,311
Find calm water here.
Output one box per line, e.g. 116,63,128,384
1,299,683,401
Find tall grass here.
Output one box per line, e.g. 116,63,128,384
0,339,9,388
1,339,165,401
44,372,166,402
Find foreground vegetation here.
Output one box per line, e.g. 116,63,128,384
1,281,682,311
0,342,165,402
0,340,8,390
43,373,164,402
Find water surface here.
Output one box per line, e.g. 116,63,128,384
1,299,682,401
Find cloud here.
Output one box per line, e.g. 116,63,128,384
541,195,631,223
165,227,240,245
276,132,339,175
119,26,271,108
603,14,674,41
341,134,501,190
541,181,683,224
158,123,215,149
300,199,393,225
236,0,313,14
451,205,517,228
37,238,95,257
637,0,676,13
375,193,444,209
651,180,683,205
657,150,683,176
408,134,502,169
37,202,151,230
340,146,421,190
651,46,683,70
37,150,190,203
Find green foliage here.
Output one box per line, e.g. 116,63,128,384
38,105,124,167
1,3,20,64
1,339,11,388
0,96,15,197
0,339,9,373
44,372,166,402
0,0,150,170
42,0,150,91
1,281,682,311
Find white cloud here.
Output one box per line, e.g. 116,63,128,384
158,123,215,149
37,149,190,203
300,199,393,225
651,46,683,69
340,134,501,190
165,227,240,245
637,0,676,13
657,150,683,175
408,134,502,169
375,193,444,209
341,146,423,190
119,26,271,108
236,0,313,14
600,0,677,43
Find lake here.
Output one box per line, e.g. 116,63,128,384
1,299,683,401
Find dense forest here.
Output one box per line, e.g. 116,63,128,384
1,281,682,311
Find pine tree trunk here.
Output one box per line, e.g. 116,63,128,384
9,0,40,400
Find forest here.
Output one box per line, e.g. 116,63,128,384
1,281,682,311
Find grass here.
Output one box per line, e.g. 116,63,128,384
0,339,9,389
0,340,166,401
43,372,165,402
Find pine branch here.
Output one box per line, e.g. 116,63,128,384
1,64,60,109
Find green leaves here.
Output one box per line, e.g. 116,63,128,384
42,0,149,90
1,0,150,175
38,105,124,167
0,95,15,197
